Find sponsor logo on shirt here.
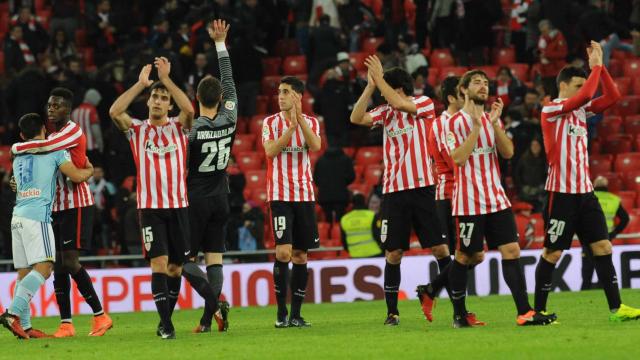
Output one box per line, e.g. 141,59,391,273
386,126,414,138
18,188,41,199
281,146,306,153
472,146,496,155
145,140,177,155
568,124,587,137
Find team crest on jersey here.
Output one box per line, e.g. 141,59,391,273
463,237,471,247
225,101,236,111
446,131,456,150
549,235,558,243
262,125,270,137
276,230,284,239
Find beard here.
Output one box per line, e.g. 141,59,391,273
470,96,486,106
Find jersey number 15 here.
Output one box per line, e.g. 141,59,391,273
199,138,232,172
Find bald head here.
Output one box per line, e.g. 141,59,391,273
594,176,609,189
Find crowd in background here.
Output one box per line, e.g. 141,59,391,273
1,0,639,262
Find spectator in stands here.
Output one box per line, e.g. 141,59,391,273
0,170,13,259
339,0,377,52
314,146,356,223
89,166,117,250
536,19,568,96
71,89,104,162
238,201,265,252
153,33,184,86
49,28,78,65
87,0,121,66
429,0,460,49
185,53,210,101
3,26,36,75
509,0,533,63
411,66,436,99
340,194,383,258
455,0,503,66
231,35,264,119
173,21,193,72
11,6,49,56
397,34,427,75
50,0,79,41
5,67,48,122
578,0,631,67
293,0,313,55
504,109,540,172
494,66,525,109
382,0,407,45
309,14,345,84
317,54,354,147
310,0,341,28
514,137,547,212
509,87,542,125
583,176,630,289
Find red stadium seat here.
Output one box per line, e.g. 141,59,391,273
597,172,623,192
589,154,613,176
249,188,269,207
268,95,279,113
621,209,640,244
343,147,356,158
330,224,342,242
614,152,640,174
427,67,440,86
349,52,368,71
274,39,300,57
616,190,637,211
362,37,385,55
477,65,498,79
249,115,266,135
614,77,632,96
348,183,371,196
232,134,256,154
262,57,282,76
603,134,633,154
244,170,267,190
363,164,384,187
623,59,640,77
624,115,640,136
429,49,455,68
355,146,384,166
609,58,623,77
613,96,640,118
438,66,468,82
261,76,281,96
596,116,622,136
317,222,331,242
353,164,364,183
493,48,516,65
283,55,307,75
255,96,268,114
302,96,315,114
81,47,94,67
236,151,262,172
632,77,640,96
622,170,640,191
507,63,530,81
591,138,602,155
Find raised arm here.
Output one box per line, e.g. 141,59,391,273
366,55,417,114
155,57,195,129
11,123,82,155
59,158,94,183
292,92,321,152
450,122,481,167
350,71,376,126
489,98,514,159
210,19,237,124
109,65,153,131
587,66,621,114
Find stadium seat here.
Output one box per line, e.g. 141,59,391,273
438,66,468,82
632,77,640,96
429,49,455,68
603,134,632,155
353,164,364,183
355,147,384,166
614,152,640,174
622,170,640,191
596,116,622,136
302,96,315,114
361,37,384,55
621,209,640,244
317,222,330,242
262,57,282,76
268,95,279,113
330,224,342,243
244,170,267,190
261,76,281,96
249,115,266,135
236,151,262,172
81,47,94,67
507,63,530,81
613,96,640,118
363,164,384,187
343,147,356,158
589,154,613,176
427,67,440,86
348,183,371,197
614,77,631,96
249,188,269,207
623,58,640,77
591,138,602,155
609,58,623,77
616,190,637,211
349,52,368,71
597,172,623,192
283,55,307,75
623,115,640,136
493,47,516,65
232,134,256,154
477,65,498,79
274,38,300,57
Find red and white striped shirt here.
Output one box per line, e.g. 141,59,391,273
71,103,100,150
11,121,94,211
368,96,436,194
428,111,455,200
127,117,189,209
262,112,319,202
446,111,511,216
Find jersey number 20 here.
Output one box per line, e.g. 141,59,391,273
199,138,232,172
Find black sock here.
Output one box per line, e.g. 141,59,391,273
290,263,309,319
502,259,532,315
182,262,218,326
273,260,289,318
54,272,72,322
534,257,555,312
448,260,468,316
384,262,401,316
151,273,173,331
207,264,223,299
166,276,182,316
592,254,622,311
432,256,452,296
71,267,104,316
581,252,595,290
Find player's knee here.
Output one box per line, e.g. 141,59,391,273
275,248,292,262
62,257,80,273
167,263,182,277
470,252,485,265
431,245,450,259
150,257,169,273
34,262,54,279
590,240,612,256
385,250,403,264
542,248,562,264
454,250,472,265
292,250,307,264
499,243,521,260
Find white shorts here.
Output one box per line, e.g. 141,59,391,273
11,216,56,269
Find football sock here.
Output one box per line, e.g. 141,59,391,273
431,257,452,296
54,272,72,323
207,264,223,299
166,275,182,317
534,257,555,312
9,271,45,323
151,273,173,331
290,263,308,319
502,259,532,315
581,252,596,290
384,262,401,316
592,254,622,311
273,260,289,318
448,260,468,316
13,279,30,329
182,261,219,327
71,267,104,316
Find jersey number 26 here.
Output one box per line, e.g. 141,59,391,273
199,138,232,172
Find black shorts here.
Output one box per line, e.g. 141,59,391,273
138,208,191,264
52,206,95,251
436,199,456,252
189,194,229,254
380,186,444,251
269,201,319,251
454,208,518,254
543,192,609,250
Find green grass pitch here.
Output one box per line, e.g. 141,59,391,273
2,289,640,360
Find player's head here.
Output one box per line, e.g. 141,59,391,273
9,25,23,40
459,70,489,105
556,65,587,98
383,67,413,97
593,176,609,191
147,82,173,120
18,113,45,140
352,193,367,209
278,76,305,112
524,88,540,107
197,75,222,110
538,19,553,36
441,76,463,111
47,87,74,124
